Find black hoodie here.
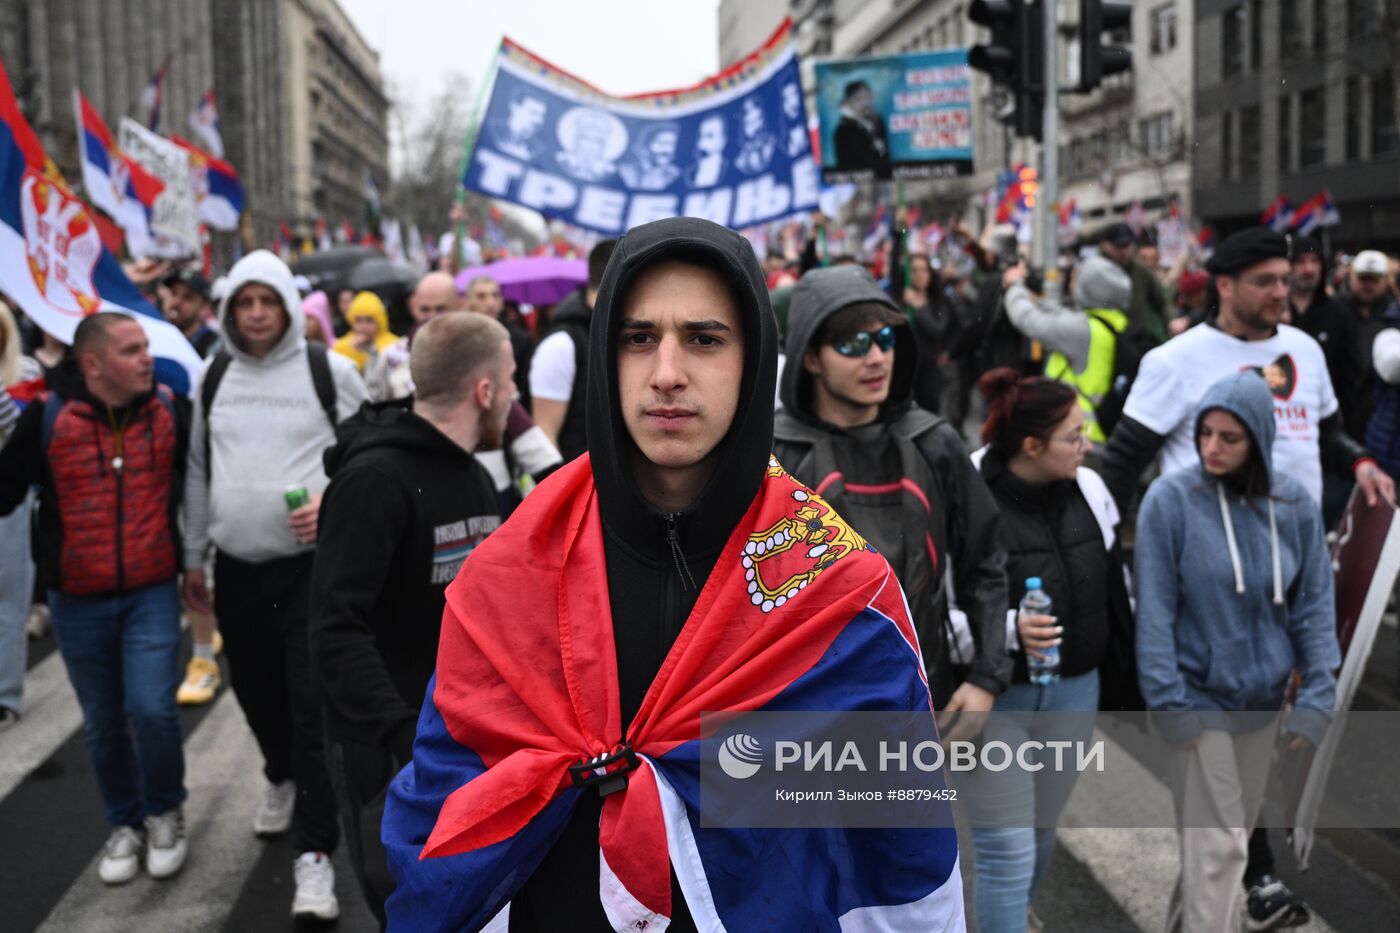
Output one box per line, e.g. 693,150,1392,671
1288,243,1363,439
310,399,501,763
772,266,1012,707
508,217,777,933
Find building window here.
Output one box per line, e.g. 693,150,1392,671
1250,0,1263,70
1299,87,1326,168
1346,77,1362,160
1279,95,1293,172
953,6,964,45
1312,0,1327,56
1281,0,1302,59
1222,111,1235,179
1222,5,1245,77
1374,71,1399,155
1150,4,1177,54
1347,0,1373,40
1240,104,1261,176
1113,120,1133,164
1140,112,1173,157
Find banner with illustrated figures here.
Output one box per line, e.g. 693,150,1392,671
462,20,818,235
117,117,200,257
814,49,974,183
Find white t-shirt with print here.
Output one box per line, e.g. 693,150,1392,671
1123,322,1338,504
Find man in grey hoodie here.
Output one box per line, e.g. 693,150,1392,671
182,250,367,921
1134,370,1338,931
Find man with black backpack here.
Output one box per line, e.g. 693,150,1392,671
182,250,366,921
1001,254,1153,452
772,265,1011,729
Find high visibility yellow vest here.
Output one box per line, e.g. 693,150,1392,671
1044,308,1128,444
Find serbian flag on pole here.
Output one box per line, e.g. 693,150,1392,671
383,456,964,931
140,58,171,132
73,89,163,257
187,89,224,158
2,64,200,393
170,133,243,231
1291,190,1341,236
1261,195,1294,233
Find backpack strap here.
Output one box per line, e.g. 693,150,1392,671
39,391,65,452
201,351,233,479
306,342,338,428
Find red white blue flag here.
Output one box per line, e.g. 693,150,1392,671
1261,195,1295,233
140,58,171,132
382,456,964,931
2,63,200,393
187,89,223,158
73,88,164,257
170,133,243,231
1290,190,1341,237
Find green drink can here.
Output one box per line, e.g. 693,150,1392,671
284,485,310,511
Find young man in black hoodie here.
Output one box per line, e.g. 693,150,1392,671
772,265,1012,726
310,312,507,925
384,218,965,931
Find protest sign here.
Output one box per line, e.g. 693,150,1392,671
463,20,817,235
814,49,974,183
117,117,200,257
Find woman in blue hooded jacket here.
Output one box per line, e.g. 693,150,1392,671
1134,370,1338,932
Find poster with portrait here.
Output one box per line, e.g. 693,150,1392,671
814,49,974,183
462,20,817,236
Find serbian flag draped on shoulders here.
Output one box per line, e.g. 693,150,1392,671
383,455,964,932
0,62,201,394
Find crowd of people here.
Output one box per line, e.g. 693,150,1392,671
0,207,1398,931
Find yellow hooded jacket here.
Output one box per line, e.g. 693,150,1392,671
333,291,398,372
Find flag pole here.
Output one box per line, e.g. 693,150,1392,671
455,46,501,269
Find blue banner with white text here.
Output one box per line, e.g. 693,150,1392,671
463,21,818,236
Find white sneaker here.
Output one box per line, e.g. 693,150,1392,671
253,779,296,836
145,807,188,879
97,826,144,884
291,851,339,920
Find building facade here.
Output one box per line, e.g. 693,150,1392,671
1192,0,1400,250
719,0,790,68
0,0,388,250
1059,0,1195,233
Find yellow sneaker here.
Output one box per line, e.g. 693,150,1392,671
211,629,223,656
177,656,221,706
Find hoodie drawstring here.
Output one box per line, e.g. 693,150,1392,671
1217,483,1246,595
1267,498,1284,606
1216,482,1285,605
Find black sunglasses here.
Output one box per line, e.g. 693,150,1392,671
833,324,897,358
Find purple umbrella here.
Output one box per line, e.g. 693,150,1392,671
456,257,588,306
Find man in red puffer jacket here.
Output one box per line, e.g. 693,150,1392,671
0,312,191,887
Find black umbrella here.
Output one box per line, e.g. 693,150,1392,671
293,246,383,292
347,258,422,292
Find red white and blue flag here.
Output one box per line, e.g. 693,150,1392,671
170,133,243,231
1290,190,1341,236
140,58,171,132
73,88,164,257
1261,195,1295,233
383,456,964,930
2,65,199,393
187,89,223,158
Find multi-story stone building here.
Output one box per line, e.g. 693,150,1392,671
1192,0,1400,250
0,0,388,249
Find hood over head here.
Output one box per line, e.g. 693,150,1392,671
1193,370,1276,483
1193,370,1285,605
778,264,915,423
347,291,390,334
1074,254,1132,311
217,250,306,363
587,216,777,556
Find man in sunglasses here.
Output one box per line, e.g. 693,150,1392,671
773,265,1011,735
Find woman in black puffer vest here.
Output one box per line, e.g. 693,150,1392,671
964,367,1134,933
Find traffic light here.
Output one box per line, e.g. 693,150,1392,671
969,0,1045,141
1079,0,1133,92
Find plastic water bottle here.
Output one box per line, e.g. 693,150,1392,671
1020,577,1059,685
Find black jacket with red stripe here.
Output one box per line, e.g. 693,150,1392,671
0,361,189,596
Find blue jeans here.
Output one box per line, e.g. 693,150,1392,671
50,581,187,828
0,493,34,715
968,669,1100,933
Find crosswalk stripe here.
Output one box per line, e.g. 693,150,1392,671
34,691,267,933
1058,726,1336,932
0,651,82,800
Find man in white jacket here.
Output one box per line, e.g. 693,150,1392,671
182,250,366,921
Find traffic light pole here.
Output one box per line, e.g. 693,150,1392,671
1038,0,1061,305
